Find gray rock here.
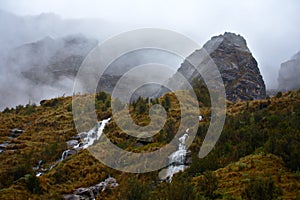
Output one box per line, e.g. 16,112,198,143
66,140,79,148
61,149,77,160
136,132,154,144
10,128,24,137
74,188,94,199
63,194,81,200
67,177,118,199
0,141,9,149
77,132,88,139
134,142,145,148
163,32,266,102
184,151,192,165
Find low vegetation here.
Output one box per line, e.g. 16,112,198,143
0,88,299,199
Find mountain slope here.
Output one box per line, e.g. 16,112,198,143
0,89,299,199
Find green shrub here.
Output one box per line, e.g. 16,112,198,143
117,177,150,200
25,173,41,194
152,175,196,200
197,171,219,199
242,177,281,200
275,91,282,98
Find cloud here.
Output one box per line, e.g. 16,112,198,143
0,0,299,110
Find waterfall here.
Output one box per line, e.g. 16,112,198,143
82,118,110,149
165,129,189,182
34,118,111,177
58,118,110,162
60,118,111,161
61,149,71,161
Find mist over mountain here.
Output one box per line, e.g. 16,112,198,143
0,31,183,110
0,9,299,108
0,2,300,199
0,10,132,110
0,34,98,110
278,51,300,91
0,9,121,53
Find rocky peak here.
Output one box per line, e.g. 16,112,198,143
175,32,266,102
204,32,250,54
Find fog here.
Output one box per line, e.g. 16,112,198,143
0,0,300,109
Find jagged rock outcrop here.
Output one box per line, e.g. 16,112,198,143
172,32,266,102
278,51,300,91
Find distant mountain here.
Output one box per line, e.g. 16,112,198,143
13,36,180,98
0,33,182,109
0,34,98,110
278,51,300,91
16,35,98,84
0,10,124,109
166,32,266,102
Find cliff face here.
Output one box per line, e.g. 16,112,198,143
176,32,266,102
278,51,300,91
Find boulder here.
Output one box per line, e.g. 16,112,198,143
63,194,81,200
136,132,154,144
184,150,192,165
66,140,79,148
65,177,118,199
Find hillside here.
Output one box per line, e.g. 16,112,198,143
0,89,299,199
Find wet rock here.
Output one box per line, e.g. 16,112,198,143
38,160,43,168
61,149,77,161
63,194,81,200
184,151,192,165
71,135,81,140
136,132,154,144
33,160,43,170
66,140,79,148
10,128,24,137
65,177,118,199
0,141,9,149
77,132,88,139
74,188,95,199
134,142,144,148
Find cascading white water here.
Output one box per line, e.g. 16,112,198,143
82,118,111,149
34,118,111,177
60,118,111,161
61,149,71,161
165,129,189,182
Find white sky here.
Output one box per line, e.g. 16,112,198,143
1,0,300,88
